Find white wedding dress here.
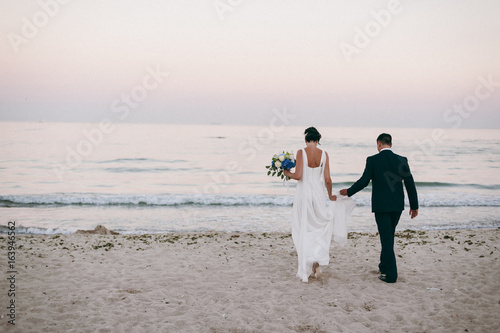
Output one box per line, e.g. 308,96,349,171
291,148,355,282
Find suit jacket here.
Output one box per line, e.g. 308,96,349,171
347,149,419,213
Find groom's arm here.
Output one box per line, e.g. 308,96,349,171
402,158,419,211
346,157,373,197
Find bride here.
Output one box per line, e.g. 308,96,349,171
284,127,354,282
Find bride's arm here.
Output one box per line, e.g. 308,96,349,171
324,153,337,201
283,150,303,180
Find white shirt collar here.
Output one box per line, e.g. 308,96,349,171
380,147,392,152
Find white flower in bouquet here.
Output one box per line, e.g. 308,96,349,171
279,155,285,162
275,160,282,168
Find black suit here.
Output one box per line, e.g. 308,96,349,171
347,149,418,282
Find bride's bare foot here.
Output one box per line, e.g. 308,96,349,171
312,262,321,279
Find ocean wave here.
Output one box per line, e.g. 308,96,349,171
413,182,500,190
334,181,499,190
0,193,294,207
0,225,73,235
104,167,174,173
1,193,499,208
336,181,500,190
95,158,187,164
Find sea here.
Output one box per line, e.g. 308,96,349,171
1,122,499,235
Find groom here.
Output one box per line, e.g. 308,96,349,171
340,133,419,283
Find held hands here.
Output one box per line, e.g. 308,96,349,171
339,187,417,218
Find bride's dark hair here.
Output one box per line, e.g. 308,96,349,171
304,127,321,143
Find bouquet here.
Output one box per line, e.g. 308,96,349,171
266,151,296,180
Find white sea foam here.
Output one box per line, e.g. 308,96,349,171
1,192,499,208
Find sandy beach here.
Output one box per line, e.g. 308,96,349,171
1,228,499,332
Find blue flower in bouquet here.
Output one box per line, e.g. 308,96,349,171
281,157,296,170
265,151,296,180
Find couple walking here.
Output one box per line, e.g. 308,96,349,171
283,127,419,283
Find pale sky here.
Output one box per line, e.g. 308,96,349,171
1,0,499,128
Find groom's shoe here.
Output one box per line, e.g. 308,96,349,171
378,275,396,284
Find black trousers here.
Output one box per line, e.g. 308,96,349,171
375,211,402,282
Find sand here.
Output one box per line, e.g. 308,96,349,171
1,228,499,332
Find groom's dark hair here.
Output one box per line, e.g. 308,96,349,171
304,127,321,143
377,133,392,145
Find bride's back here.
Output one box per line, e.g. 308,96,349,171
304,146,323,168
